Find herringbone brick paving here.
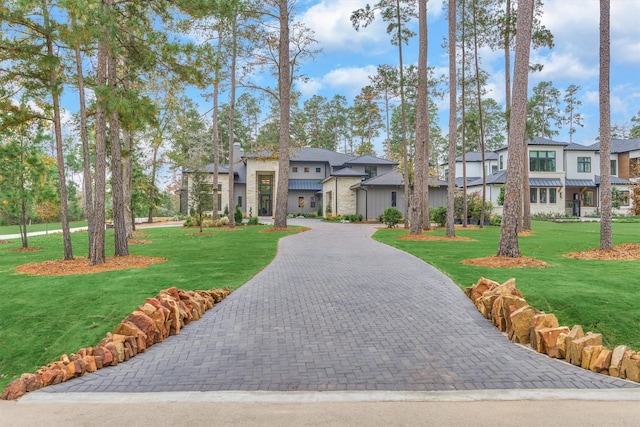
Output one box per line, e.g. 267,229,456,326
37,219,638,393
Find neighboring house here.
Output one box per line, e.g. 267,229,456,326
444,137,637,217
181,145,447,220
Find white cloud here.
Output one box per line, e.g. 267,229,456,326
530,51,598,84
299,0,394,55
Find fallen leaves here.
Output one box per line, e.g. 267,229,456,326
15,255,167,276
9,247,43,253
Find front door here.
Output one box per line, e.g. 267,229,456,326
572,193,581,216
258,174,273,216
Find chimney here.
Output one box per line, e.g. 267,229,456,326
233,142,244,162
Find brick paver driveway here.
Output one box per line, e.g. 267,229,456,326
38,219,637,393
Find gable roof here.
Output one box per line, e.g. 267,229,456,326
589,138,640,154
353,168,447,188
330,167,367,177
454,152,499,162
183,161,247,184
529,136,570,147
565,143,596,151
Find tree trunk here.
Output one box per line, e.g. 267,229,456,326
20,173,28,248
504,0,511,120
411,0,428,235
91,35,108,265
108,51,128,257
446,0,457,238
461,0,468,228
228,15,238,228
123,129,134,237
147,144,158,223
472,0,486,229
396,0,410,229
497,0,534,257
274,0,290,228
211,40,222,221
75,35,94,253
599,0,612,250
44,4,72,260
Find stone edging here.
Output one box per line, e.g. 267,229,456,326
1,286,231,400
466,277,640,384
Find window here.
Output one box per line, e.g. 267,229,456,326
237,196,242,207
218,194,222,211
620,191,630,206
444,169,449,180
391,191,397,207
365,165,377,179
577,157,591,173
530,188,537,203
298,196,305,208
499,155,504,170
582,190,595,207
539,188,547,203
316,167,321,173
310,196,316,208
292,167,298,173
492,165,498,174
304,167,310,173
217,184,222,191
529,150,556,172
611,159,617,176
550,188,557,204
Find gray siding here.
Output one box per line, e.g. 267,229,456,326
290,162,327,180
356,186,447,220
234,184,247,213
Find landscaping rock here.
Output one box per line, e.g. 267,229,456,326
491,295,528,332
465,277,500,304
475,278,522,319
593,348,612,374
620,350,636,380
529,314,559,352
568,334,602,366
624,353,640,382
121,311,157,348
609,345,629,378
536,326,570,357
564,326,585,362
1,377,27,400
581,345,603,370
509,306,541,344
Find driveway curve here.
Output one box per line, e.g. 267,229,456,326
35,219,637,394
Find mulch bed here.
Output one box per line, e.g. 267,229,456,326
0,240,13,244
462,256,548,268
127,239,154,245
15,255,167,276
9,247,43,253
398,234,475,242
564,243,640,261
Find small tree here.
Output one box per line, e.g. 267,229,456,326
189,173,213,233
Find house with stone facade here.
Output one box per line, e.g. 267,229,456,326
181,145,448,220
441,137,638,217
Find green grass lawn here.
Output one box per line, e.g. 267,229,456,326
0,225,295,390
0,221,88,236
374,220,640,350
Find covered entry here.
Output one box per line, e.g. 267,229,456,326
258,174,274,216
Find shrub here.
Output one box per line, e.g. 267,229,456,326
490,215,502,226
234,205,243,224
430,206,447,227
381,207,402,228
325,203,332,217
248,216,260,225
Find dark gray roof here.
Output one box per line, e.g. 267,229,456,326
245,147,355,167
566,179,596,187
453,152,499,162
344,155,398,166
565,143,595,151
530,178,562,187
595,175,633,185
358,169,403,187
589,138,640,154
183,161,247,184
331,167,367,177
530,136,570,146
289,179,323,191
455,177,481,187
467,171,506,186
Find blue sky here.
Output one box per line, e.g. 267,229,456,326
251,0,640,154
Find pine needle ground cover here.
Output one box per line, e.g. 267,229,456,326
0,225,293,390
374,221,640,350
